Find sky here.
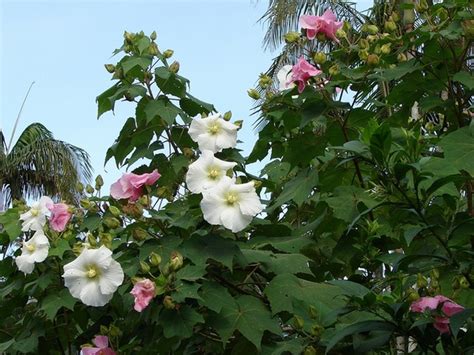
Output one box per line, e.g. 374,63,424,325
1,0,373,191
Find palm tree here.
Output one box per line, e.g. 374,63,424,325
0,123,92,210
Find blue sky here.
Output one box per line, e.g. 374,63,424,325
1,0,372,190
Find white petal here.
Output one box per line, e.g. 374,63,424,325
80,281,112,307
63,268,88,299
15,255,35,274
99,259,124,295
32,244,49,263
238,191,264,217
220,205,252,233
200,194,227,225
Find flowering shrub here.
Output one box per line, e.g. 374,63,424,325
1,1,474,354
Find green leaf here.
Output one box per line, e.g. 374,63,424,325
144,97,180,125
40,289,76,319
175,264,207,281
450,308,474,338
160,305,204,339
241,249,311,275
180,94,214,116
210,295,281,350
172,281,202,303
265,273,344,316
80,214,102,232
453,71,473,89
48,239,70,258
155,67,187,98
121,56,152,75
199,281,235,313
368,60,421,81
324,186,378,223
96,84,119,118
0,208,22,241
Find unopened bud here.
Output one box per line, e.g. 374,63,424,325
122,203,144,218
148,42,159,56
293,315,304,329
416,273,428,289
406,288,420,302
384,21,397,33
364,24,379,35
76,182,84,193
391,12,400,22
138,195,150,207
374,45,381,55
112,67,123,80
99,232,113,248
397,53,407,62
284,31,300,43
163,295,175,309
108,205,121,217
381,44,391,55
310,324,324,338
132,227,148,241
95,175,104,190
309,305,318,319
313,52,326,64
109,325,122,337
150,252,162,266
303,346,317,355
359,38,369,49
459,276,470,289
150,31,157,41
223,111,232,121
252,180,262,189
169,251,184,271
85,184,95,194
163,49,174,59
169,61,180,73
367,35,377,43
247,89,261,100
104,64,115,73
335,29,346,39
367,54,380,66
182,147,194,158
234,120,243,129
124,31,134,43
328,65,339,76
415,0,428,13
80,198,92,209
140,260,150,273
430,269,440,280
87,233,97,247
358,50,369,61
100,325,109,335
436,8,448,21
104,217,121,229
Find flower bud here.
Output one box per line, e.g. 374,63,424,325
112,67,123,80
284,31,300,43
140,260,151,273
452,277,461,290
247,89,261,100
132,227,148,241
148,42,159,56
163,49,174,58
85,184,95,194
310,324,324,338
169,61,180,73
95,175,104,190
150,252,162,266
124,31,134,43
234,120,243,129
459,276,469,289
406,288,419,302
358,50,369,61
374,45,381,55
335,29,346,39
99,232,113,248
150,31,157,41
415,0,428,13
367,35,377,43
309,305,318,319
87,233,97,247
100,325,109,335
182,147,194,158
80,198,92,209
169,251,184,271
293,315,304,330
367,54,380,66
391,12,400,22
436,8,448,21
108,205,121,217
122,203,143,218
76,182,84,193
342,21,351,32
163,295,175,309
138,195,150,207
430,269,440,280
397,53,407,62
252,180,262,189
384,21,397,33
223,111,232,121
416,273,428,289
313,52,326,64
359,38,369,49
328,65,339,76
303,346,317,355
381,44,391,55
109,325,122,337
104,217,121,229
104,64,116,73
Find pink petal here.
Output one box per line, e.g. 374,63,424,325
410,297,440,313
110,180,131,200
82,348,99,355
433,316,450,334
442,301,464,317
93,335,109,348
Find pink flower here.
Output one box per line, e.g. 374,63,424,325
48,203,72,232
410,295,464,334
82,335,115,355
130,278,156,312
110,170,160,202
299,9,343,42
290,57,321,93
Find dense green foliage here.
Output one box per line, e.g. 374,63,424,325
1,1,473,354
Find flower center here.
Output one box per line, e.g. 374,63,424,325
208,123,221,135
86,265,99,279
208,168,220,180
26,243,36,253
225,192,238,206
30,208,40,217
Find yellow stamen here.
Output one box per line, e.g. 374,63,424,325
30,208,39,217
86,265,99,278
225,193,238,205
26,244,36,252
208,123,221,135
208,168,220,179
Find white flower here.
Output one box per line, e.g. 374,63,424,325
410,101,420,122
19,196,53,232
188,113,238,153
200,177,264,233
63,245,124,307
15,230,50,274
276,65,295,91
186,150,237,194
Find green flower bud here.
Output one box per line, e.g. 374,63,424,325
397,53,407,62
416,273,428,289
391,12,400,22
359,38,369,49
170,251,184,271
313,52,326,64
335,29,346,39
95,175,104,190
76,182,84,193
374,45,381,55
108,325,122,337
310,324,324,338
436,8,448,21
459,276,470,289
122,203,143,218
124,31,134,43
150,31,157,41
182,147,194,158
247,89,261,100
140,260,150,273
367,54,380,66
80,198,92,209
284,31,300,43
148,42,159,56
169,61,180,73
452,277,461,290
112,67,123,80
406,288,420,302
415,0,428,13
223,111,232,121
104,64,116,73
309,305,318,319
328,65,339,76
87,233,97,247
381,44,391,55
100,325,109,335
150,252,162,266
234,120,243,129
384,21,397,33
85,184,95,194
108,205,121,217
104,217,121,229
293,315,304,330
367,34,377,43
163,295,175,309
138,195,150,207
303,346,317,355
362,24,379,35
430,269,440,280
358,50,369,61
163,49,174,58
132,227,148,241
99,232,113,248
342,21,351,32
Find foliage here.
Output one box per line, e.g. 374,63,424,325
1,1,474,354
